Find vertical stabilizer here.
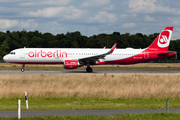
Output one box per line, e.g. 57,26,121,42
147,26,173,51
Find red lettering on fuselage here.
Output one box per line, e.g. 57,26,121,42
41,50,46,58
28,50,67,58
62,52,67,57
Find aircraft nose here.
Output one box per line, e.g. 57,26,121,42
3,55,9,62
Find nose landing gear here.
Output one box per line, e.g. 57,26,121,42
21,64,25,72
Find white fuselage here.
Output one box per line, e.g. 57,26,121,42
3,48,145,64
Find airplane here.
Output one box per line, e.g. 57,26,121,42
3,26,176,72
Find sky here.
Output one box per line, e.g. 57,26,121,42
0,0,180,39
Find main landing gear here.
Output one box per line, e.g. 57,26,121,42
21,64,25,72
86,67,92,73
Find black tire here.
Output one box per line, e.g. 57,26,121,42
86,67,92,73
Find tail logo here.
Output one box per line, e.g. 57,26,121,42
158,30,171,48
160,35,168,44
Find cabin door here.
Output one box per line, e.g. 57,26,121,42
20,48,25,58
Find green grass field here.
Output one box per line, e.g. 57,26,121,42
0,97,179,111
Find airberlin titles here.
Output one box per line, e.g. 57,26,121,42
28,50,67,58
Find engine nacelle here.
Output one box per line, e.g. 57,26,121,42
64,60,79,69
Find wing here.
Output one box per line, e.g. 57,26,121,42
78,43,117,63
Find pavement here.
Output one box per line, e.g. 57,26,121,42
1,109,180,118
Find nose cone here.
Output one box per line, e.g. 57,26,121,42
3,55,9,62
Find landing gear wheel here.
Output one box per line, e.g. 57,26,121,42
21,68,24,72
21,64,25,72
86,67,92,73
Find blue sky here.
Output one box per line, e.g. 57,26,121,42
0,0,180,39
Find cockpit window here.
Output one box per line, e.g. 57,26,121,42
9,52,15,55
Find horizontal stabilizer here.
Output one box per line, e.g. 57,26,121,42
157,51,176,55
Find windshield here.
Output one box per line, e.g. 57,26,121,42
9,52,15,55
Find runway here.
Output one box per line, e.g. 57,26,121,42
1,109,180,118
0,70,180,74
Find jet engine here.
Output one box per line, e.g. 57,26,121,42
64,60,79,69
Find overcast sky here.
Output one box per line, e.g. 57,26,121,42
0,0,180,39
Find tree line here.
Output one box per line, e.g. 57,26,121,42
0,30,179,62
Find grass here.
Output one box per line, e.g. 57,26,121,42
0,74,180,99
0,97,180,111
0,73,180,110
0,63,180,116
1,113,180,120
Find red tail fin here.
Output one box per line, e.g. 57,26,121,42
147,26,173,51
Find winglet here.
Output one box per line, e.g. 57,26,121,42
110,43,117,53
103,46,106,49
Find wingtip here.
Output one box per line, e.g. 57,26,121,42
110,43,118,53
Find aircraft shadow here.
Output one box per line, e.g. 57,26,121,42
62,70,98,73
